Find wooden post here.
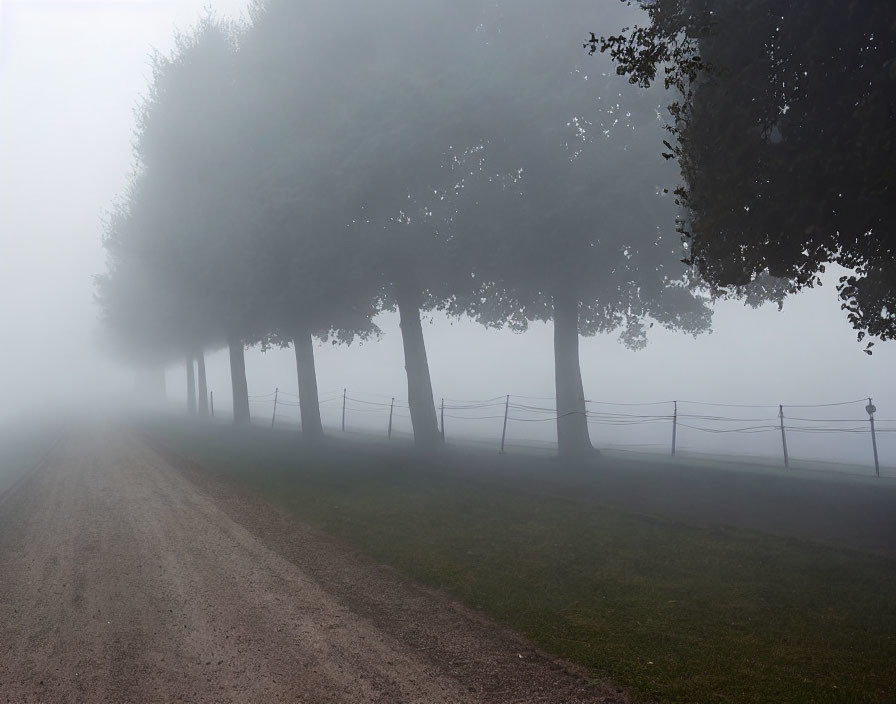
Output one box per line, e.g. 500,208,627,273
779,404,789,469
388,397,395,440
671,400,678,457
500,394,510,454
440,398,445,443
342,388,346,432
867,398,880,477
210,391,215,418
271,387,279,429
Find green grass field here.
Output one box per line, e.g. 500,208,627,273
146,418,896,704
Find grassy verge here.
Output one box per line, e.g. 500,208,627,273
147,418,896,704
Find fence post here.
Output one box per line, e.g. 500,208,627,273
779,404,789,469
210,391,215,418
440,398,445,443
867,398,880,477
671,400,678,457
342,388,347,432
271,387,279,428
500,394,510,454
388,397,395,440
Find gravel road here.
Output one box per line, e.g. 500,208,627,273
0,427,629,704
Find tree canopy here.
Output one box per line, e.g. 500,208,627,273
594,0,896,352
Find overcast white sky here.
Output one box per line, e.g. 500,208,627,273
1,0,894,467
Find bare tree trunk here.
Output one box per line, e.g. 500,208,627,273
553,287,594,458
186,356,197,416
293,323,323,442
196,350,209,417
396,286,441,449
228,335,250,426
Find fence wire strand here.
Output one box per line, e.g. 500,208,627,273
232,387,888,472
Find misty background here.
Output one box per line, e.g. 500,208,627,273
1,0,894,465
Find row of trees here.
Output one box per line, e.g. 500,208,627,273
97,0,713,456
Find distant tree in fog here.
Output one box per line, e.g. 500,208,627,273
98,176,209,414
96,191,181,393
239,0,489,449
230,0,386,442
131,14,252,422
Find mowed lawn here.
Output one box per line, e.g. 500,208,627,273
146,419,896,704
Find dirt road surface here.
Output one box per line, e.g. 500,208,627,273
0,427,629,704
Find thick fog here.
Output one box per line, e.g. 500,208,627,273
2,0,894,467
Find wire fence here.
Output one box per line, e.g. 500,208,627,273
229,387,895,477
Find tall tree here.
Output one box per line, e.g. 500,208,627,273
331,1,511,448
234,0,389,440
595,0,896,352
447,0,712,457
238,0,475,447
